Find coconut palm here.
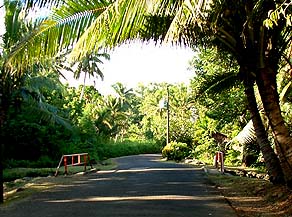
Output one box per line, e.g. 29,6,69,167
99,94,129,140
192,46,285,183
111,82,134,110
0,0,35,203
157,0,292,186
6,0,152,69
71,52,110,101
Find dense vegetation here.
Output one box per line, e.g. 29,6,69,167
1,49,249,169
0,0,291,203
1,72,246,168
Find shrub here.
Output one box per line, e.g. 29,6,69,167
97,140,162,160
224,149,242,166
162,141,191,161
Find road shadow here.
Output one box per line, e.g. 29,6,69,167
0,154,236,217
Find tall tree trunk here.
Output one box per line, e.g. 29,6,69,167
0,76,5,204
243,72,285,184
0,72,13,203
0,142,3,204
256,66,292,187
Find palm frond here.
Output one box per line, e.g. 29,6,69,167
21,90,73,130
6,0,109,71
233,120,256,145
280,81,292,103
69,0,154,62
25,73,63,93
197,72,239,96
162,0,211,45
22,0,62,11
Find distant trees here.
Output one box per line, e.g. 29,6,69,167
71,52,110,101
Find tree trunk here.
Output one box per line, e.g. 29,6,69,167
243,75,285,184
256,66,292,187
0,72,13,203
242,142,260,167
0,142,3,204
0,76,5,204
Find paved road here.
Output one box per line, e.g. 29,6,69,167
0,154,237,217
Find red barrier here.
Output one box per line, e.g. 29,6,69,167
55,153,93,176
213,151,224,174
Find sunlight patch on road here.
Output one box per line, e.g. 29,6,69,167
97,170,118,174
46,195,218,203
88,177,125,181
116,167,197,173
227,196,263,203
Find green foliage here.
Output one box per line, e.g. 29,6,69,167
224,150,242,166
3,168,56,182
162,141,191,161
191,112,218,159
97,140,161,160
263,1,292,28
188,47,247,164
138,83,197,146
3,44,248,174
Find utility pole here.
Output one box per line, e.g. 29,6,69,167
158,85,170,145
166,85,170,145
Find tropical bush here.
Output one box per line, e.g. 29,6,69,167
162,141,191,161
97,140,161,160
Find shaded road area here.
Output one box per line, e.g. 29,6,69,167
0,154,236,217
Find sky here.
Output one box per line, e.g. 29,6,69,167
0,1,196,95
61,42,195,95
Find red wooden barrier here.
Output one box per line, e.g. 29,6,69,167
55,153,93,176
213,151,224,174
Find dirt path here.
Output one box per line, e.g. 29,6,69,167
0,154,236,217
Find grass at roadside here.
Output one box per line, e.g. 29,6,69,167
4,168,56,182
2,159,117,205
207,173,292,216
4,159,115,181
2,139,160,204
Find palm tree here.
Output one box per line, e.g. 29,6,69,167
0,0,76,203
99,94,129,140
0,0,33,203
153,0,291,186
111,82,134,110
6,0,150,69
193,46,285,183
71,52,110,101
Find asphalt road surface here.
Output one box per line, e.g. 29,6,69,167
0,154,237,217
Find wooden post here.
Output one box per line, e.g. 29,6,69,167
214,153,218,169
214,152,224,173
84,155,87,171
88,154,93,169
55,153,92,176
64,156,68,175
219,151,224,174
